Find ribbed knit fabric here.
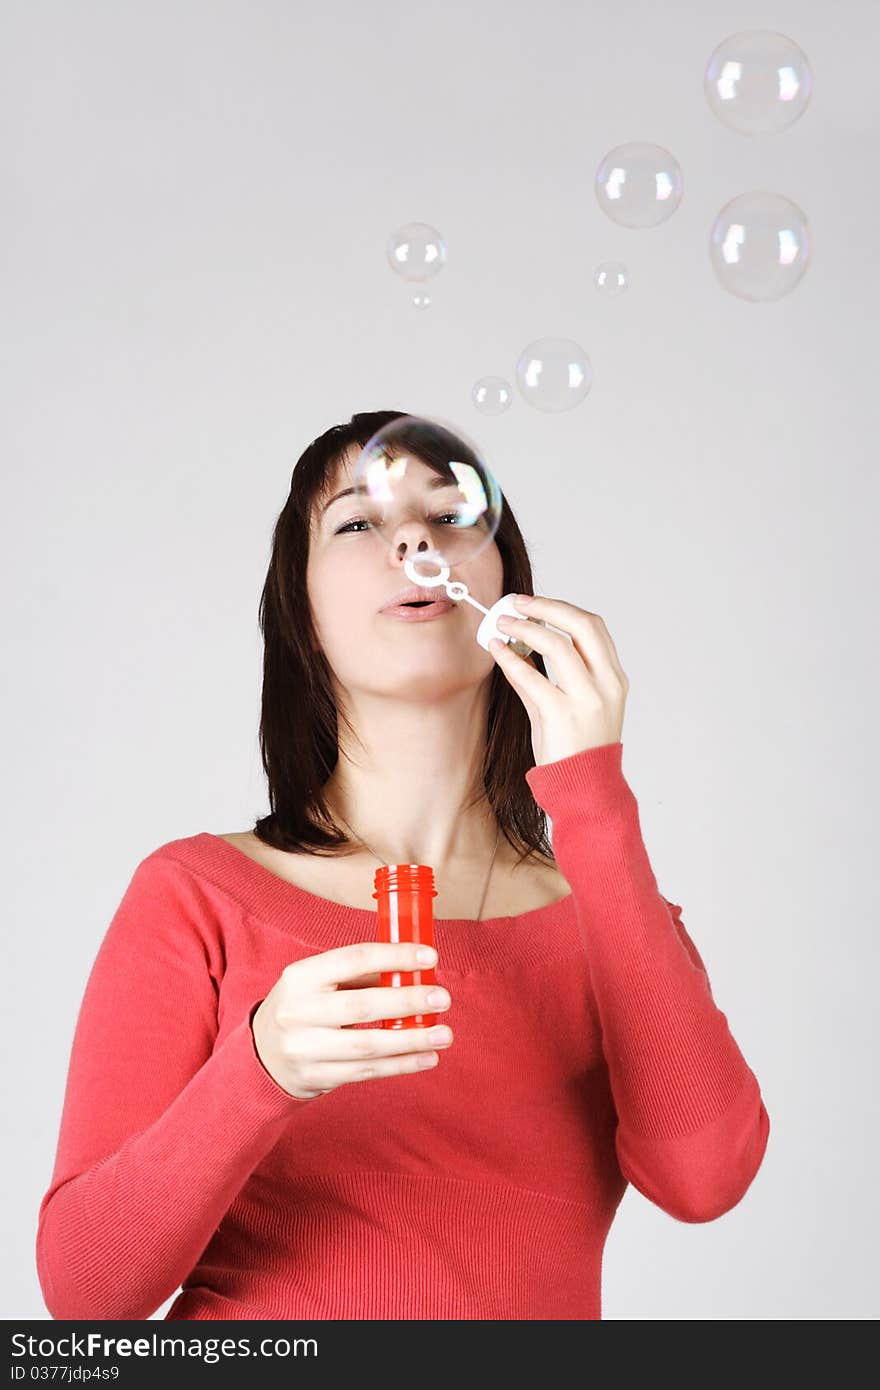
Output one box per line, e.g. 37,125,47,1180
35,742,769,1321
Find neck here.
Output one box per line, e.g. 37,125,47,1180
322,685,498,872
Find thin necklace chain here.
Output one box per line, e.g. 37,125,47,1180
332,810,501,923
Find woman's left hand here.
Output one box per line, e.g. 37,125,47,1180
490,594,629,768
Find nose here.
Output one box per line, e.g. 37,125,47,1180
390,527,434,563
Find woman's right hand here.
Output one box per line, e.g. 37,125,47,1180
251,941,454,1100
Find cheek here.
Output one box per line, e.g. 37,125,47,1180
465,545,505,605
306,563,350,648
313,564,381,649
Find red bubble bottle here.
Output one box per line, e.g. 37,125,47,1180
375,863,438,1030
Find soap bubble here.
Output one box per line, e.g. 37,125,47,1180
412,291,432,310
710,191,811,301
515,338,593,413
386,223,447,282
472,377,513,415
595,143,683,228
705,31,813,135
350,415,502,572
594,262,629,295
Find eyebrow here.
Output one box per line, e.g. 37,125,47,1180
321,473,455,517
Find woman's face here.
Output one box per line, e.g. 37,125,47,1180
307,448,504,701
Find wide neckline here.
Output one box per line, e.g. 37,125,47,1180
199,831,573,929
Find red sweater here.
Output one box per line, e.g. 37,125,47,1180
36,742,769,1320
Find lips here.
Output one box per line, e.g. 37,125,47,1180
382,598,455,622
381,584,449,610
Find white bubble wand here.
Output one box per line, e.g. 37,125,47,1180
403,548,539,660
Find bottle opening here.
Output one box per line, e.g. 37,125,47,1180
374,863,437,898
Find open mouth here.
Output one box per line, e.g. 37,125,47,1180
383,598,455,621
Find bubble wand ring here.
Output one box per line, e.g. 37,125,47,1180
403,548,540,660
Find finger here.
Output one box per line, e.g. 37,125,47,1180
496,615,589,696
297,940,438,991
292,1047,444,1091
283,1021,452,1062
307,981,449,1029
341,960,436,989
513,597,628,684
489,630,569,705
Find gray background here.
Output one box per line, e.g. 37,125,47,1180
3,0,877,1320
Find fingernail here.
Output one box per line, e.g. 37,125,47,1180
514,594,533,608
417,946,437,964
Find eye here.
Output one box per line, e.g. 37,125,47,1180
334,512,463,535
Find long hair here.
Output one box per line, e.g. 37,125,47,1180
253,409,555,867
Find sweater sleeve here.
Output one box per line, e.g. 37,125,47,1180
35,853,308,1320
525,742,770,1224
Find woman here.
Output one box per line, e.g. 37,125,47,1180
35,409,769,1321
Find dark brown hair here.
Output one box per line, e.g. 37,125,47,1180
252,409,555,868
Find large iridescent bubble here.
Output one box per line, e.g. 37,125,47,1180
704,31,813,136
350,415,502,574
595,143,683,228
710,191,811,301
